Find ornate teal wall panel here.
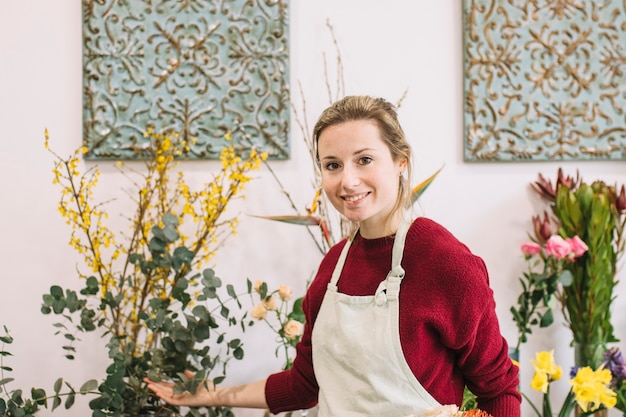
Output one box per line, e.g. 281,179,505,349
83,0,289,160
463,0,626,162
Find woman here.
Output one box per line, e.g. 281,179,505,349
145,96,521,416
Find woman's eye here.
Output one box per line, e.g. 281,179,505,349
358,156,373,165
324,162,340,171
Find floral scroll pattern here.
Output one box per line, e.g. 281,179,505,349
463,0,626,162
83,0,289,160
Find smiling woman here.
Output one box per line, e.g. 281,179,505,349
316,119,407,238
145,95,521,417
312,96,412,240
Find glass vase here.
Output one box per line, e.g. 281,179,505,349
573,342,605,369
573,342,607,417
573,408,607,417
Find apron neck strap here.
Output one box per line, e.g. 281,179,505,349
329,230,357,287
381,214,411,301
391,213,412,270
329,214,413,289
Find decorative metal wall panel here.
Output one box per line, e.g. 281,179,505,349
463,0,626,162
83,0,290,160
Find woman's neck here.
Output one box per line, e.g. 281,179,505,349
359,211,403,239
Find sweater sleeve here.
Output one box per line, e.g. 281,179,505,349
404,218,521,417
440,251,520,415
451,256,521,416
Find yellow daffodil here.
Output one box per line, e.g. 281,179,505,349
570,366,617,412
531,370,550,393
524,350,618,417
531,350,563,381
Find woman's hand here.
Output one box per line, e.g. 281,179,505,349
144,370,216,408
145,371,269,410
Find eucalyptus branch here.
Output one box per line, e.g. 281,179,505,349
1,326,99,415
43,129,258,416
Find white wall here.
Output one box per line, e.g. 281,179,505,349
1,1,625,416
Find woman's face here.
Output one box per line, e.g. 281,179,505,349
317,119,406,239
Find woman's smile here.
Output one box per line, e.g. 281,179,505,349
342,192,370,203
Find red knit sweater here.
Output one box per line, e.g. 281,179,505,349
265,217,521,416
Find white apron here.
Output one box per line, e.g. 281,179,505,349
311,217,441,417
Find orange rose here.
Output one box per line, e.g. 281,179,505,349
283,319,304,340
278,285,293,301
253,280,265,294
263,295,277,311
251,303,267,320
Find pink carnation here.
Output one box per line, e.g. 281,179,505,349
520,242,542,256
566,235,588,258
545,235,572,259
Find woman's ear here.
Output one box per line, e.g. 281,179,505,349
397,158,408,176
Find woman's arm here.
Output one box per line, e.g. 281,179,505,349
144,371,268,409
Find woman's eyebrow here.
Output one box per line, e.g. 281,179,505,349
320,148,376,161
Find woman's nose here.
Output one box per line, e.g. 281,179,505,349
341,165,360,189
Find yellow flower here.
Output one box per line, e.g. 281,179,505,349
278,285,293,301
531,350,562,380
530,370,550,393
44,128,50,149
570,366,617,412
251,303,267,320
529,350,562,394
44,127,265,372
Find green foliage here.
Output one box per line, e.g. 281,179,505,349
524,169,626,365
460,386,477,411
41,130,265,416
510,252,574,351
41,217,248,416
0,326,98,417
616,381,626,413
553,181,623,347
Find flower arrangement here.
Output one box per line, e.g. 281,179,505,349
41,128,266,416
523,349,621,417
511,233,588,351
247,280,305,371
530,169,626,358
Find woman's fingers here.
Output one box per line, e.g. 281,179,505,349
143,377,214,407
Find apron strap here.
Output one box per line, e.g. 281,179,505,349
329,214,413,299
379,214,411,302
391,213,412,270
329,232,356,288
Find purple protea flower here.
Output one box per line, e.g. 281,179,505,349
603,347,626,385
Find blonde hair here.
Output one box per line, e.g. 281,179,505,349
313,95,413,227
